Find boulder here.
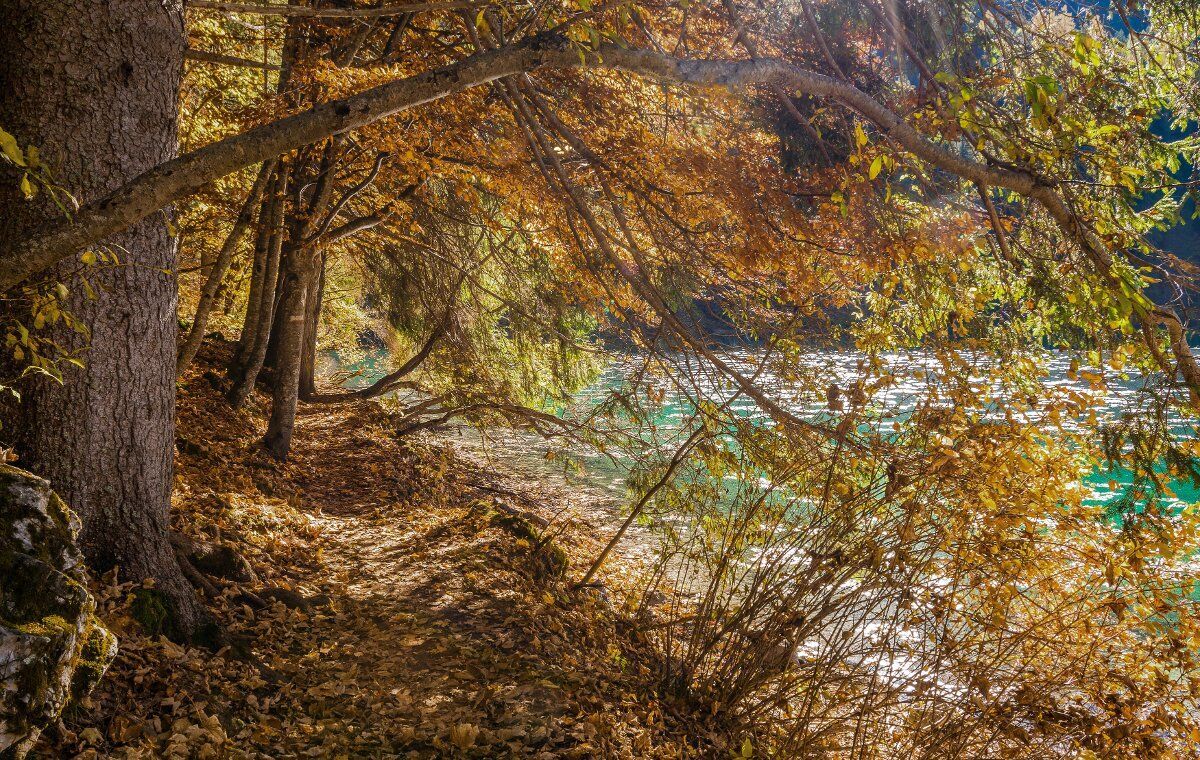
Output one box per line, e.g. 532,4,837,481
0,465,117,759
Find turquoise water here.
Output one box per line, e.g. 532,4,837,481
332,347,1200,512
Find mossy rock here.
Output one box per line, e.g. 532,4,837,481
489,510,540,542
68,622,118,705
0,466,117,759
534,542,570,581
0,465,80,574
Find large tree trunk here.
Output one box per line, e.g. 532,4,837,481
0,0,208,638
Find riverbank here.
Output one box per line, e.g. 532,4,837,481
37,344,711,758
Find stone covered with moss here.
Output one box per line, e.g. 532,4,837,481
0,465,117,759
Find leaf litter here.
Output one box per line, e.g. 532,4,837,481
37,345,703,759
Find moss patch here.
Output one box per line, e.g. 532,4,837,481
130,588,179,640
69,621,118,704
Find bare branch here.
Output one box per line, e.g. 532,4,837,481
305,310,450,402
322,211,389,244
185,48,280,71
305,152,391,245
188,0,483,19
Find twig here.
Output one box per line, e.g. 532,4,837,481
188,0,483,19
186,48,280,71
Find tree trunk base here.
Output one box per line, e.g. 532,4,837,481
262,431,290,462
113,532,219,645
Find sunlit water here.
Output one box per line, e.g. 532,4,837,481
329,347,1200,696
329,347,1200,512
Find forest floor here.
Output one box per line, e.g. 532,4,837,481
37,344,711,759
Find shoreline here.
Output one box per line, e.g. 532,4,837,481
431,422,662,586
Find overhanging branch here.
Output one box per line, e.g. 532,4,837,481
185,49,281,71
0,38,1056,292
5,37,1194,397
188,0,482,19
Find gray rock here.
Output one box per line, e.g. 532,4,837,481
0,465,117,759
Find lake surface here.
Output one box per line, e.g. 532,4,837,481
330,347,1200,513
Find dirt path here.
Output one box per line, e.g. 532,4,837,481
45,364,695,759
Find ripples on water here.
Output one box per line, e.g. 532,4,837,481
332,347,1200,509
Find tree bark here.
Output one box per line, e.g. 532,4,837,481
298,251,326,400
228,168,288,407
0,0,208,637
262,247,319,460
178,160,275,374
232,172,277,368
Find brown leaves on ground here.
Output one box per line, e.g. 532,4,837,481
38,346,700,759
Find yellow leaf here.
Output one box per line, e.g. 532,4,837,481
450,722,479,751
0,127,25,167
869,156,883,180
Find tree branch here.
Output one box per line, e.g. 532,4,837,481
304,312,449,402
188,0,482,19
0,33,575,292
321,211,389,244
185,48,280,71
6,39,1194,397
305,151,390,245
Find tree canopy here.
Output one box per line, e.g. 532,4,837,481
4,0,1200,756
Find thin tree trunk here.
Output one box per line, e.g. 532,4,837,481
299,251,326,400
234,170,280,368
262,141,341,458
262,248,319,460
178,159,275,374
262,262,288,374
228,169,289,407
0,0,208,637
